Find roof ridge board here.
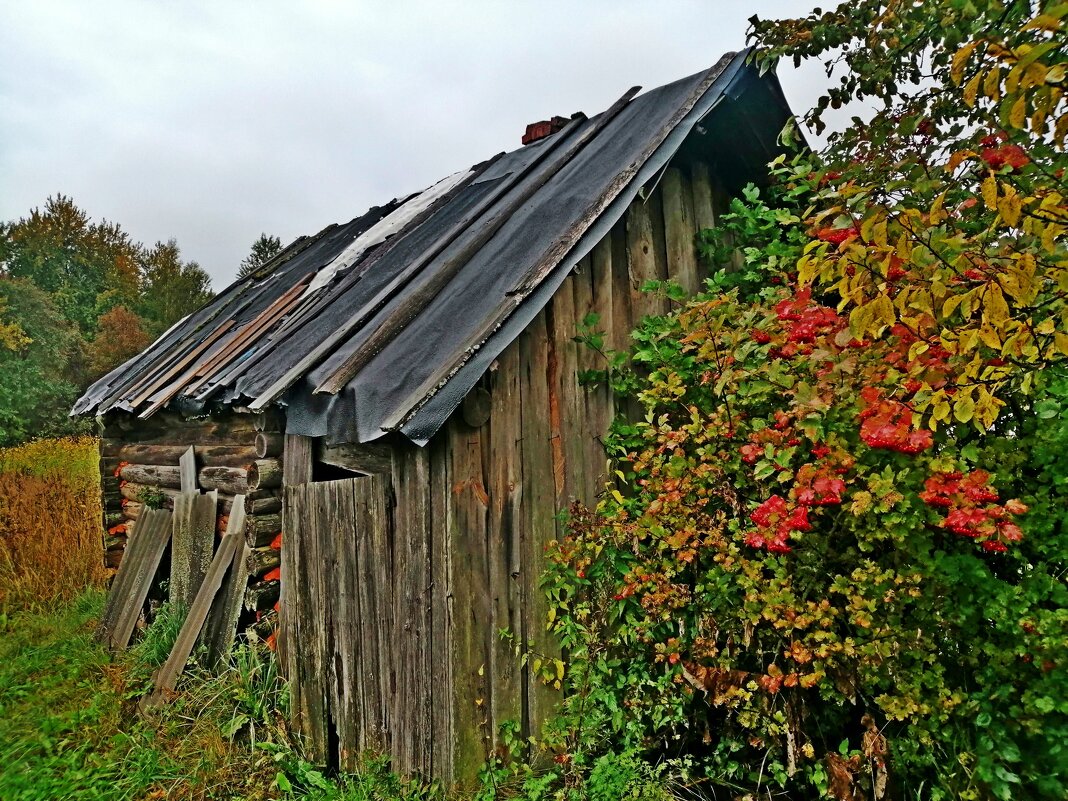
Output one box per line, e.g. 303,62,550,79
310,92,639,396
386,53,742,432
244,120,590,411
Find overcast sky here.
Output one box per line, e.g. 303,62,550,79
1,1,830,287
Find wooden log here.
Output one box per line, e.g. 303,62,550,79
119,464,181,488
120,482,179,506
105,511,126,528
255,432,284,458
248,458,282,491
249,610,278,640
123,502,144,520
104,549,124,569
198,465,249,495
102,476,120,493
319,442,392,476
245,494,282,516
104,534,127,551
244,579,280,612
245,514,282,548
102,442,258,467
246,546,281,578
103,491,122,506
461,387,492,428
253,409,285,433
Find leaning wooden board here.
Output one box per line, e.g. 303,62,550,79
95,508,173,650
148,504,248,700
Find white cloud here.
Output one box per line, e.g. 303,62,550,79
1,0,831,286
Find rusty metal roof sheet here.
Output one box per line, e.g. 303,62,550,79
73,51,793,445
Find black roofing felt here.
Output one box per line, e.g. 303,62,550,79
73,50,794,446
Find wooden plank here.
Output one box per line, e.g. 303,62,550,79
691,161,717,234
548,280,589,506
281,485,306,747
169,491,218,610
626,193,666,322
301,481,330,761
179,446,197,492
106,510,174,651
428,436,454,782
662,166,700,296
486,342,524,752
446,415,492,783
332,480,361,771
150,532,241,697
96,510,170,646
393,445,432,775
283,434,314,486
517,311,561,735
278,433,314,673
200,497,249,667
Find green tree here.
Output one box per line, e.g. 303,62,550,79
0,278,87,445
237,233,283,279
136,239,213,338
0,195,140,336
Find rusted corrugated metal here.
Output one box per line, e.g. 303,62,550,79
73,51,793,445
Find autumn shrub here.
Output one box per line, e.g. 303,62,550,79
0,436,104,610
522,3,1068,800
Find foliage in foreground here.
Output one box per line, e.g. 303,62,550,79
519,2,1068,800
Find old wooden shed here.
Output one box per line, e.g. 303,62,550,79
74,51,793,782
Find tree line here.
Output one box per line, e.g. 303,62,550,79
0,195,282,446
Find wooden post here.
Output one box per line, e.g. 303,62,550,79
279,434,313,681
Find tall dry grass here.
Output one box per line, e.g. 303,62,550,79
0,436,105,611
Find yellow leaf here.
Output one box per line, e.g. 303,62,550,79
929,191,947,225
871,294,897,331
946,149,976,173
849,303,874,339
984,66,1002,101
974,388,1004,430
1009,93,1028,129
984,284,1011,327
982,174,998,209
953,392,976,423
1056,111,1068,143
951,40,979,85
978,324,1002,350
997,190,1022,227
1048,64,1066,84
1056,332,1068,356
963,70,983,107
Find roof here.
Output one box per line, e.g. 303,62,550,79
73,50,793,446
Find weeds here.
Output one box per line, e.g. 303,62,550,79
0,436,104,611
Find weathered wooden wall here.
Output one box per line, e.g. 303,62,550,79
281,158,730,784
